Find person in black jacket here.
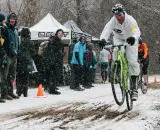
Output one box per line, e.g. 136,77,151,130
43,29,64,94
0,12,9,102
16,27,35,97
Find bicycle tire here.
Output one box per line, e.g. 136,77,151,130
111,61,125,106
126,76,133,110
126,90,133,110
139,73,148,94
141,83,148,94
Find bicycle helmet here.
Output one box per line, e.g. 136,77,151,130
112,4,125,14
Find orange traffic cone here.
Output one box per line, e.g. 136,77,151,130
37,84,44,97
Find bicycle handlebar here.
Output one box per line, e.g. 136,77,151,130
112,44,127,50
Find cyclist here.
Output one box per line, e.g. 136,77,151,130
100,3,141,101
138,37,149,89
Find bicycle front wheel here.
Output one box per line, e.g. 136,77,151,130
111,61,125,106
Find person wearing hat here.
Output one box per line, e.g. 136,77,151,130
2,12,19,99
16,27,35,97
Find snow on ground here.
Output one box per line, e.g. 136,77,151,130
0,83,160,130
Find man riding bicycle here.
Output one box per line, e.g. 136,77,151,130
100,4,141,101
138,37,149,89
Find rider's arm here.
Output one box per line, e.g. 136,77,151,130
100,17,115,41
143,43,148,59
127,15,141,41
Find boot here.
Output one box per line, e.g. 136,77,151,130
131,89,138,101
130,76,138,101
74,87,84,91
49,89,61,95
105,71,108,82
1,95,13,100
48,84,61,95
0,98,5,103
9,93,19,99
23,86,28,97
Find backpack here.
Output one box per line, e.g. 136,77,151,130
38,41,48,56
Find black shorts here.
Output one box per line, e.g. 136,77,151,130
142,57,149,75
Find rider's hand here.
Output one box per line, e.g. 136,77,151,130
126,37,135,46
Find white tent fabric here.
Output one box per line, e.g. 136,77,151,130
63,20,99,41
63,20,83,33
30,13,70,40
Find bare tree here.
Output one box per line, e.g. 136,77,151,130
6,0,12,13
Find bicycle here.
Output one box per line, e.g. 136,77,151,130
111,44,133,110
137,60,148,94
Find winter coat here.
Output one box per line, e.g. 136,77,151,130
84,49,93,68
18,37,35,72
68,43,75,64
19,38,35,63
99,49,110,64
0,24,7,58
43,35,64,65
4,24,19,57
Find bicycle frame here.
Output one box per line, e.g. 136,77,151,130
111,44,133,110
114,46,129,92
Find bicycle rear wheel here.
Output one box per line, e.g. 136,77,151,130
111,61,125,106
138,73,148,94
126,90,133,110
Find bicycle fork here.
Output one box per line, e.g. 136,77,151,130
121,54,128,92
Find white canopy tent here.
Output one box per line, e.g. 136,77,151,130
63,20,99,41
30,13,70,41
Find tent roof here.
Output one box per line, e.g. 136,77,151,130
30,13,69,32
63,20,83,33
64,20,99,41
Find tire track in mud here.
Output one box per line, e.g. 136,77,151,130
0,102,140,130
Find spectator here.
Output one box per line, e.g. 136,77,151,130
43,29,64,94
83,43,94,88
99,46,110,83
3,12,19,99
16,27,35,97
68,37,77,88
70,36,86,91
90,46,97,83
0,12,10,102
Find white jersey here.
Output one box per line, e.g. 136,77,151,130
99,49,110,63
100,12,141,41
100,13,141,76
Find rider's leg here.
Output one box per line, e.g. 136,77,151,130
142,58,149,85
130,75,138,101
126,38,140,101
143,75,148,85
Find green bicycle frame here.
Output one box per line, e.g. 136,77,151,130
114,48,129,92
